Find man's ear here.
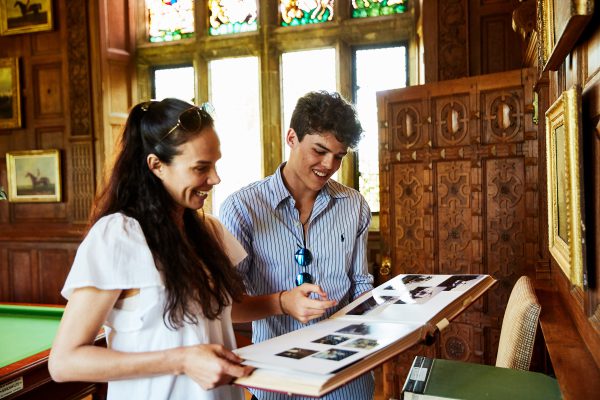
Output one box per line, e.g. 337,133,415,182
147,154,163,179
286,128,298,148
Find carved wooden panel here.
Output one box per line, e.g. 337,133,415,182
33,63,64,118
391,163,432,275
71,143,95,222
432,94,471,147
1,245,77,304
38,249,72,304
67,0,92,137
390,99,429,150
378,69,538,398
32,32,61,55
7,250,35,303
437,161,473,273
438,0,469,80
481,87,524,144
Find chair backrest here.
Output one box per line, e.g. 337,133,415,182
496,275,541,370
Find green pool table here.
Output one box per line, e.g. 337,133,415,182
0,304,106,400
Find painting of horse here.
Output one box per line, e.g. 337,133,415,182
1,0,52,35
6,149,61,202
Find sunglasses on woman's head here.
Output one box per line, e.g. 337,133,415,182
294,247,314,286
159,102,215,142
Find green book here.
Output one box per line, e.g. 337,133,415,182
402,356,562,400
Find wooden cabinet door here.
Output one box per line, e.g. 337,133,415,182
377,68,540,398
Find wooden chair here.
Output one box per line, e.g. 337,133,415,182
495,275,541,370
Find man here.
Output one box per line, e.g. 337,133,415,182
222,91,374,400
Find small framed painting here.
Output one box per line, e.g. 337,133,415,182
545,86,585,287
0,57,21,129
6,149,62,202
0,0,53,36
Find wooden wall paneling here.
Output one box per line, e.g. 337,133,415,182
469,0,523,76
32,62,64,119
378,68,538,395
66,0,96,223
437,0,469,81
0,248,8,301
38,249,70,304
8,250,38,303
96,0,136,166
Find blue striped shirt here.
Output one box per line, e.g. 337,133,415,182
220,164,374,400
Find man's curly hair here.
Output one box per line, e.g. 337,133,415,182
290,91,363,149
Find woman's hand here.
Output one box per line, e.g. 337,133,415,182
181,344,254,389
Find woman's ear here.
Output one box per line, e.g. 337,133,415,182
147,154,163,179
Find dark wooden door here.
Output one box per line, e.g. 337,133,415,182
376,68,540,398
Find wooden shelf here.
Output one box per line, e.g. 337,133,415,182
536,287,600,400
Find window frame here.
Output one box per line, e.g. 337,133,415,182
135,0,417,205
351,40,409,203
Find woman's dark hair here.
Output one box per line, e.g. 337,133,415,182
91,98,243,327
290,90,363,148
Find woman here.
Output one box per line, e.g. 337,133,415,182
49,98,253,400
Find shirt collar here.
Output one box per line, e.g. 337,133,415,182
267,163,348,210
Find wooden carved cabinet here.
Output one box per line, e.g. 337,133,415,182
376,68,541,397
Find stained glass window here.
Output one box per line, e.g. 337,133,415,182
146,0,195,43
351,0,407,19
208,0,258,36
279,0,335,26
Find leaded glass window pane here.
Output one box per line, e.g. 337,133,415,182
351,0,407,19
355,46,407,213
280,0,335,26
146,0,195,43
281,48,336,162
209,57,261,215
153,66,195,103
208,0,258,36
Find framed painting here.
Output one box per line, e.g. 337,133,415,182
6,149,62,202
0,0,53,36
0,57,20,129
545,86,585,287
539,0,594,71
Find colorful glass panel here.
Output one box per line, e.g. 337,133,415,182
208,0,258,36
351,0,407,19
279,0,335,26
146,0,195,43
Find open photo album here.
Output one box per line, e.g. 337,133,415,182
234,273,497,397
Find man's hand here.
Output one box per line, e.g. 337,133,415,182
280,284,337,323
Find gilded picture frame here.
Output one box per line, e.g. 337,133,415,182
0,0,53,36
545,86,584,287
0,57,20,129
6,149,62,202
539,0,594,71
